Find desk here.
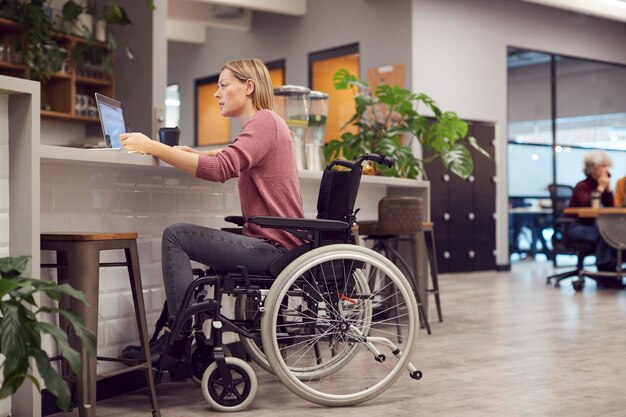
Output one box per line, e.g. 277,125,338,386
509,207,552,257
564,207,626,218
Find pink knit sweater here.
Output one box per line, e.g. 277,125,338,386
196,110,304,249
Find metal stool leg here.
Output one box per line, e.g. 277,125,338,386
125,242,161,417
425,229,443,323
384,241,432,335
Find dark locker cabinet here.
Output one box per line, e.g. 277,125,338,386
425,121,496,273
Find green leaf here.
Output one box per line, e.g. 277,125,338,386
38,306,97,358
0,302,29,360
125,45,135,61
0,372,27,400
61,1,83,23
146,0,157,10
105,1,132,25
37,322,81,374
0,255,30,279
441,144,473,179
467,136,491,159
30,348,72,411
0,279,22,298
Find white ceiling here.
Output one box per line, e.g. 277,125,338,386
167,0,306,43
517,0,626,22
168,0,626,44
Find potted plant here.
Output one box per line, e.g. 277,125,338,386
0,255,96,411
0,0,155,81
0,0,65,82
63,0,157,77
324,69,490,179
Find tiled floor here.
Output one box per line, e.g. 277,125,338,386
52,261,626,416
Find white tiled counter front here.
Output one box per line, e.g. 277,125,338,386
39,145,430,373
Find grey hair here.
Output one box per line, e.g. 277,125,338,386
583,150,612,176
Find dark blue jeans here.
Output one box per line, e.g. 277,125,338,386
161,223,286,320
568,222,615,266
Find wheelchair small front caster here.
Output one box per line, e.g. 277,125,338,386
410,370,423,380
572,280,585,292
375,354,386,363
191,344,232,386
201,357,257,411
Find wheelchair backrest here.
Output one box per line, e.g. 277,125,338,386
316,160,363,227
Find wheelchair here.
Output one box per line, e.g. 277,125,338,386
151,153,423,411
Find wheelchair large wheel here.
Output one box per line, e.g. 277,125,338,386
201,357,257,412
261,244,419,407
235,284,364,379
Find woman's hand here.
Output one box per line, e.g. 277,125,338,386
120,132,155,154
598,173,611,192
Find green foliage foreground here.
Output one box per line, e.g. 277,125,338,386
0,255,95,411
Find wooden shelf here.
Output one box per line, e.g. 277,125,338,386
76,76,112,86
1,17,115,123
0,60,25,70
41,110,99,123
0,17,19,28
51,72,72,80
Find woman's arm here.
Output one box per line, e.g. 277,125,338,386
176,145,223,157
120,132,200,176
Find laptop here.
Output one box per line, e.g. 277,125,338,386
95,93,127,149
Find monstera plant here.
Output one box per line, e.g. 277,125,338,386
0,256,96,411
324,69,490,179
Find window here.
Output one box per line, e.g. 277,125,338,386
309,43,359,143
507,48,626,261
266,59,285,89
165,83,180,128
195,74,230,146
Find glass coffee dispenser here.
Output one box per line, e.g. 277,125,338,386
306,91,329,171
273,85,311,170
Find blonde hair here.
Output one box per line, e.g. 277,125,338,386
222,58,274,111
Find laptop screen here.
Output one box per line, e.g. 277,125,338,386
95,93,127,148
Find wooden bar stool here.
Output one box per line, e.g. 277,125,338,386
41,232,160,417
358,197,431,336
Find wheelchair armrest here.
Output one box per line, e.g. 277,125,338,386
225,215,245,227
248,216,349,231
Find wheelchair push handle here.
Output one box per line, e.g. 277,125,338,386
360,153,395,168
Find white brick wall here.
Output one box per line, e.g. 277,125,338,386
39,162,384,374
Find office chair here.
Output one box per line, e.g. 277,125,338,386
545,184,596,288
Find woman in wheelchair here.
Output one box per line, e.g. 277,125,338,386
120,58,305,319
120,59,422,411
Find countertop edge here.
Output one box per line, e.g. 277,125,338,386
40,145,429,188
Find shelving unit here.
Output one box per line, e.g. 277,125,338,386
0,17,114,123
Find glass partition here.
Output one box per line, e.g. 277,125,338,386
507,48,626,262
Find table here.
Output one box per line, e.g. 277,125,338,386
563,207,626,218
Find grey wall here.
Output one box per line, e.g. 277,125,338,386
111,0,159,136
411,0,626,265
167,0,413,146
